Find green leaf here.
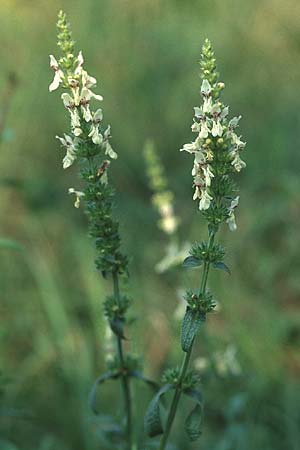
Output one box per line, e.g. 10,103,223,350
89,371,120,414
130,370,160,391
183,388,203,441
0,238,23,251
144,384,174,437
110,317,126,340
212,261,231,275
181,308,205,353
183,256,203,269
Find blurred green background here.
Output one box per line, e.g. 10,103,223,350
1,0,300,449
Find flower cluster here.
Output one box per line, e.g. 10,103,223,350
162,367,200,390
184,289,216,315
144,140,179,235
49,11,117,173
180,39,246,231
190,241,225,264
49,10,127,276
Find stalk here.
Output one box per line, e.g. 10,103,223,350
159,232,215,450
112,271,133,450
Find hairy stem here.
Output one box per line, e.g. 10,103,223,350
112,271,133,450
159,230,216,450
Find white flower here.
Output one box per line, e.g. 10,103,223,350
231,133,246,149
61,92,75,108
191,121,201,133
77,87,92,121
56,134,78,169
199,120,210,139
231,152,246,172
220,106,229,120
81,70,103,101
81,70,97,89
68,188,85,208
88,109,104,144
211,103,221,115
94,108,103,123
63,147,77,169
70,109,81,130
158,202,179,235
88,124,103,145
199,189,212,210
194,107,204,118
181,142,195,153
80,86,91,103
49,55,64,92
226,196,239,231
193,185,202,201
229,116,241,130
203,164,214,186
82,105,92,122
203,97,213,114
227,214,236,232
74,51,84,75
201,79,212,97
211,120,223,137
105,142,118,159
104,125,111,140
192,151,206,176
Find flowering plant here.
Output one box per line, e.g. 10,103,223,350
49,12,246,448
144,39,246,450
49,11,157,450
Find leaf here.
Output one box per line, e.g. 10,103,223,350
212,261,231,275
144,384,174,437
110,317,126,340
0,238,23,251
183,256,203,269
89,371,120,414
183,388,203,441
181,308,205,353
130,370,160,391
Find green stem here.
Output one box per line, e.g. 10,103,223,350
159,230,216,450
112,271,133,450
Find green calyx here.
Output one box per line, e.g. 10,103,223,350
107,354,140,374
162,368,200,390
82,165,128,276
184,289,216,315
190,241,225,264
104,294,130,321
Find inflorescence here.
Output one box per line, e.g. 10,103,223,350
180,39,246,232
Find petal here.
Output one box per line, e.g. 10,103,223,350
194,107,203,118
49,54,59,70
90,91,103,101
49,72,61,92
105,142,118,159
61,93,74,108
94,108,103,122
201,79,212,96
104,125,111,139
